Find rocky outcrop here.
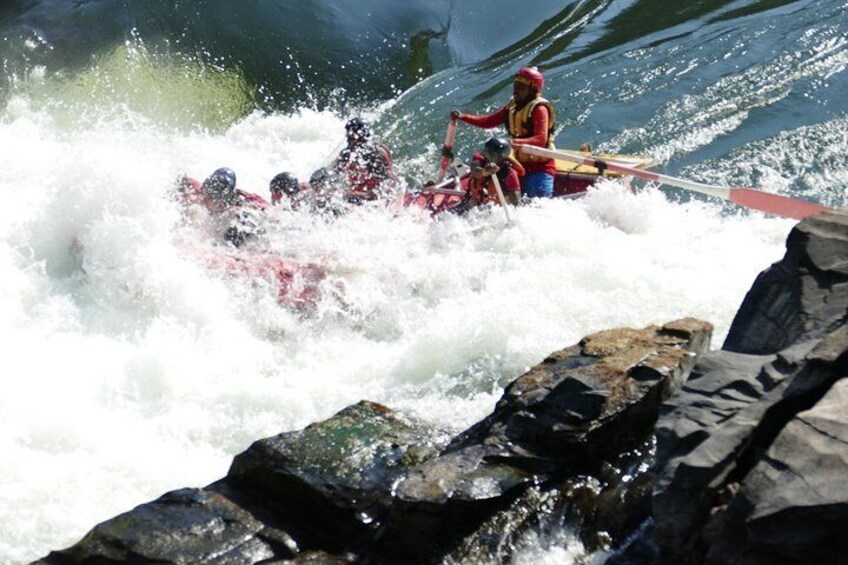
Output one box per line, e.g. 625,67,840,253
709,376,848,564
39,320,711,564
38,211,848,565
651,211,848,564
227,400,448,553
374,319,712,562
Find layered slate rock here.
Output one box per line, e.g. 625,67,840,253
707,377,848,563
652,210,848,564
725,211,848,355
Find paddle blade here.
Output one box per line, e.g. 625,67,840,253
730,188,832,220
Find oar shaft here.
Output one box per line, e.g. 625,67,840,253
421,176,460,192
489,174,512,223
422,187,466,196
521,145,832,220
438,119,458,182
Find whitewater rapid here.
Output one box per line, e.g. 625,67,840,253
0,104,795,563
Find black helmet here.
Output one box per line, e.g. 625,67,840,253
201,167,237,202
309,167,337,191
270,172,300,196
483,137,511,162
345,117,372,142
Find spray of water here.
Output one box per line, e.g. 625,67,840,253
0,35,797,565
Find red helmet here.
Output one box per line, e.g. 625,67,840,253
514,66,544,93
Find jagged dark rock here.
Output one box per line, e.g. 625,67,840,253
651,210,848,564
724,211,848,355
706,377,848,564
37,487,294,564
227,400,448,553
368,318,712,561
450,318,713,466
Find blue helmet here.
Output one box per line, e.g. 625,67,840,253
201,167,237,202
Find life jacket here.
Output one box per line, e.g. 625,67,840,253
506,96,556,164
235,189,270,210
467,157,518,206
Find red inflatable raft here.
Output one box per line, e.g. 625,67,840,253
406,151,652,215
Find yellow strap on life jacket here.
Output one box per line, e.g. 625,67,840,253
507,96,556,148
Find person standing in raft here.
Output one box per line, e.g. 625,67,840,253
199,167,269,247
334,117,397,204
451,66,556,199
466,137,523,208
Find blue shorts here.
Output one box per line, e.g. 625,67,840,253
522,172,554,198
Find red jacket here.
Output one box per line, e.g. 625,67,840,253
467,153,522,205
235,189,270,209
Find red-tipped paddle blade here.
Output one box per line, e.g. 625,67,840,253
729,188,832,220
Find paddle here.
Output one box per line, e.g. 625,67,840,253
421,176,466,196
437,118,458,182
488,170,512,224
521,145,834,220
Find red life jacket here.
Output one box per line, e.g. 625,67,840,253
467,155,521,206
235,189,270,209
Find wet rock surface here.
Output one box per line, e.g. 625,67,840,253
38,211,848,565
651,211,848,564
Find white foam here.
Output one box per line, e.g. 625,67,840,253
0,103,792,563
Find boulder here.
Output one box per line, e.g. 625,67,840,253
372,318,712,561
452,318,713,465
227,400,447,551
724,211,848,355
